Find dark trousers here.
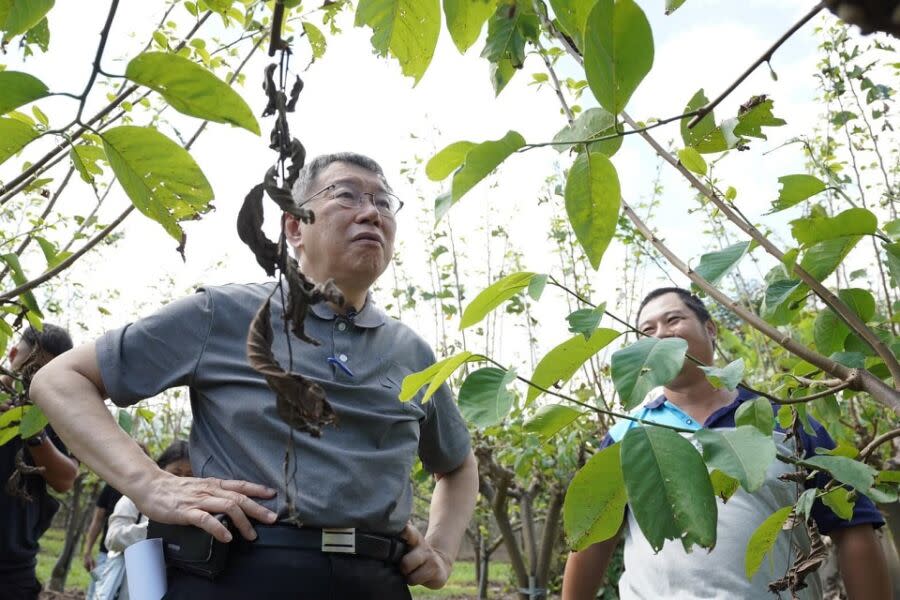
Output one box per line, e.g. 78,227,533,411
163,542,412,600
0,568,41,600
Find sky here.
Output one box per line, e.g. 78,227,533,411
1,0,892,387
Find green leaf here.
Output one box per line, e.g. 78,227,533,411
566,304,606,339
19,404,48,439
760,278,804,325
0,71,48,115
735,396,774,436
443,0,496,53
526,328,620,404
709,469,740,502
795,488,817,521
551,107,622,156
564,150,621,270
790,208,877,247
584,0,654,115
830,351,865,369
695,426,776,492
101,126,214,244
621,426,717,552
399,351,475,402
800,236,861,282
489,57,516,96
677,147,707,175
733,98,785,140
34,236,69,270
355,0,440,83
884,242,900,288
449,131,525,205
814,309,850,355
611,337,687,410
837,288,876,322
803,455,876,494
460,271,537,329
0,117,38,166
877,470,900,484
564,443,627,550
302,21,327,59
137,407,155,423
744,506,793,579
480,1,539,69
426,141,477,181
693,241,751,288
665,0,687,15
125,52,259,135
458,366,517,428
0,253,42,316
524,403,583,440
549,0,592,51
527,273,548,301
698,358,744,391
69,143,106,184
117,410,134,435
769,175,826,212
679,89,738,154
2,0,53,39
22,16,48,52
821,487,854,520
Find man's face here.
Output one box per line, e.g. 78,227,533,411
637,293,717,377
290,161,396,289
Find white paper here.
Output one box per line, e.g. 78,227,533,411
123,537,167,600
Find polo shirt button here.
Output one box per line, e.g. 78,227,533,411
337,322,347,331
339,354,348,362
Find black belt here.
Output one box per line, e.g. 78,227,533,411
246,525,408,564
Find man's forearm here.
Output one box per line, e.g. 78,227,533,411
833,525,891,600
30,344,161,500
424,451,478,562
82,509,104,555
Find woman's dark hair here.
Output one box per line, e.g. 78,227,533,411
636,287,712,325
156,440,190,470
21,323,74,357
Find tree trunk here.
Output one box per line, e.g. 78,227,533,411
49,474,95,591
478,533,489,600
536,484,565,592
490,482,530,599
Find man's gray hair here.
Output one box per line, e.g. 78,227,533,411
291,152,390,204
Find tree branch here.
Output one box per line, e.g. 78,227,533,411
76,0,121,124
859,428,900,462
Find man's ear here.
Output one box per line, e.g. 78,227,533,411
283,213,302,252
8,346,17,364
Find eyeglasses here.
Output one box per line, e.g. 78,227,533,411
300,184,404,218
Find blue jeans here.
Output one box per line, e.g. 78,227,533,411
85,551,108,600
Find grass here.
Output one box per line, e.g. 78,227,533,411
36,527,92,591
38,528,514,599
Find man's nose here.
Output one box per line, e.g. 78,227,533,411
355,195,383,224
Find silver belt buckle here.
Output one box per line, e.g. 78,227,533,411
321,528,356,554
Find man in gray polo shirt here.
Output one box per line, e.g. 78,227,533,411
30,153,479,599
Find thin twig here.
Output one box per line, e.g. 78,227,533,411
859,428,900,462
687,1,826,128
772,379,853,405
76,0,121,124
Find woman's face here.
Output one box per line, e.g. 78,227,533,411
163,458,192,477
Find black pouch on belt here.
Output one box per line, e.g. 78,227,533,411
147,515,233,580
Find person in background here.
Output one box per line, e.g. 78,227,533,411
0,324,77,600
82,482,122,600
94,440,192,600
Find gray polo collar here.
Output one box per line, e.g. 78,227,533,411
309,293,386,328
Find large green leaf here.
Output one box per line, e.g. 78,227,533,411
480,1,539,68
735,396,774,436
732,98,785,140
760,278,804,325
814,309,850,355
549,0,592,51
399,351,476,402
564,443,627,550
698,358,744,391
458,366,517,428
693,241,751,287
551,107,623,157
0,71,48,116
884,242,900,287
460,271,538,329
2,0,53,39
0,117,38,166
677,147,707,176
744,506,793,579
125,52,259,135
769,175,826,212
355,0,440,84
443,0,496,53
611,337,687,410
583,0,653,115
800,236,861,281
790,208,877,247
564,150,621,270
527,328,620,404
710,469,740,502
524,403,583,440
695,426,776,492
803,455,876,494
821,487,854,520
19,404,48,439
566,304,606,339
489,57,516,96
302,21,327,59
679,89,738,154
621,426,717,552
426,141,477,181
101,126,214,243
836,288,876,322
449,131,525,205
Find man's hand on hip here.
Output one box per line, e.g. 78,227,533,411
399,523,452,589
132,471,278,543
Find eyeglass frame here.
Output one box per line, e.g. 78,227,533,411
298,183,404,218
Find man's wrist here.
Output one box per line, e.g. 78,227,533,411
25,429,47,447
